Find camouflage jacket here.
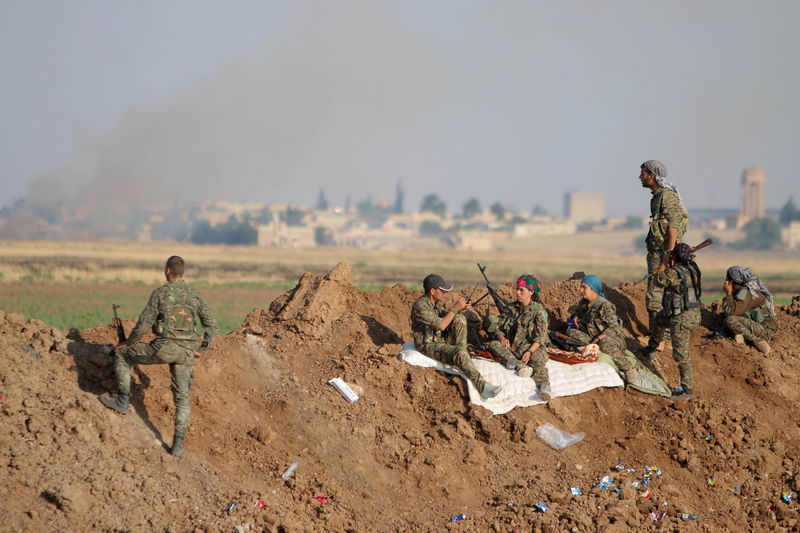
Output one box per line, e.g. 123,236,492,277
723,288,777,330
410,295,449,349
573,296,623,340
496,300,549,355
646,187,688,252
127,279,218,353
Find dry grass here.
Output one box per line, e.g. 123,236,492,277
1,238,798,290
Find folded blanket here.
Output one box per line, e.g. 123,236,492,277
398,342,624,415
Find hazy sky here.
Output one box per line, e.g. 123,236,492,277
1,0,798,217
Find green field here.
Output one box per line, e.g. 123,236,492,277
0,240,796,332
0,281,286,333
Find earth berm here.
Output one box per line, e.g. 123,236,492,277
2,262,799,532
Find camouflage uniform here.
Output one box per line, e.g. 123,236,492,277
410,296,487,392
648,264,700,390
115,279,217,437
722,288,777,343
487,301,550,388
566,297,632,372
645,187,689,322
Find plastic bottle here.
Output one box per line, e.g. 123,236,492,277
535,423,585,450
281,461,300,480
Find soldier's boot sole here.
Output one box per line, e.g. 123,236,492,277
754,340,771,354
480,383,502,400
517,366,533,378
99,393,129,415
538,383,552,401
624,368,639,384
734,334,745,345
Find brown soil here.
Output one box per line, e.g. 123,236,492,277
1,262,799,532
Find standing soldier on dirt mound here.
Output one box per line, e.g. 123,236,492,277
566,274,639,385
99,255,217,456
487,274,552,401
640,243,701,401
721,266,777,354
411,274,501,400
639,160,689,341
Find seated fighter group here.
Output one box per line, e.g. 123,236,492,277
409,159,779,404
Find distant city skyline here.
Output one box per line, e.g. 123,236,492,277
1,1,798,219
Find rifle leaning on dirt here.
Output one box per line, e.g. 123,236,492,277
477,263,510,314
650,238,714,277
112,304,126,344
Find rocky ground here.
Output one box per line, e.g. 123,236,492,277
1,262,799,532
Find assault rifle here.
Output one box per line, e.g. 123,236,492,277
112,304,126,343
477,263,510,314
650,238,714,276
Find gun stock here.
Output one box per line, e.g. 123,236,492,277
650,239,715,275
112,304,126,344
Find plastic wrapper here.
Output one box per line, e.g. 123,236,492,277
535,423,585,450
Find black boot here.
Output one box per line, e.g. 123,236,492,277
639,346,657,361
99,393,129,414
170,434,185,456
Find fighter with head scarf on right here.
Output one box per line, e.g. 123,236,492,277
722,266,777,354
640,243,702,401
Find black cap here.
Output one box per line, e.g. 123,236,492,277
423,274,452,292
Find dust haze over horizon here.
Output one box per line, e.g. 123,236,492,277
1,1,799,219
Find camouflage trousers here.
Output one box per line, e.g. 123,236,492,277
419,314,487,392
487,341,550,387
646,250,670,340
648,308,699,390
565,329,632,372
115,338,196,436
723,315,774,343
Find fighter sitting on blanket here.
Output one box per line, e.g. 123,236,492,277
410,274,502,400
486,274,552,401
566,275,639,385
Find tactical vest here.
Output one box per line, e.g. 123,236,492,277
154,283,198,340
581,297,619,337
662,264,700,316
646,188,689,251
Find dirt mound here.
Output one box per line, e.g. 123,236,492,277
2,265,800,532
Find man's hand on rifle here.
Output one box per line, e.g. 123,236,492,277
452,296,470,313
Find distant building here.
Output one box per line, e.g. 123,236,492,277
738,167,765,228
563,192,604,224
783,221,800,250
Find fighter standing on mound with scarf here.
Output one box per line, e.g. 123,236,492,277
639,160,690,342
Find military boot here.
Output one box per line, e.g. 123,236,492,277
734,334,745,345
99,393,129,414
639,346,657,361
538,382,552,401
480,383,502,400
754,340,771,354
170,434,185,456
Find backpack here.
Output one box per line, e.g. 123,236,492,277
662,264,701,316
154,284,197,339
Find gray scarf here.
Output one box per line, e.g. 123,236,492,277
727,266,775,317
642,160,685,210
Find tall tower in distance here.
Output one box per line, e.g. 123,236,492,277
738,167,765,228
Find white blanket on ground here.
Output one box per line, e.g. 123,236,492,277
398,342,624,415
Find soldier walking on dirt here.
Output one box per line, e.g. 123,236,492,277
411,274,502,400
566,274,639,385
640,243,701,401
721,266,777,354
487,274,552,401
99,255,218,455
639,160,689,339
